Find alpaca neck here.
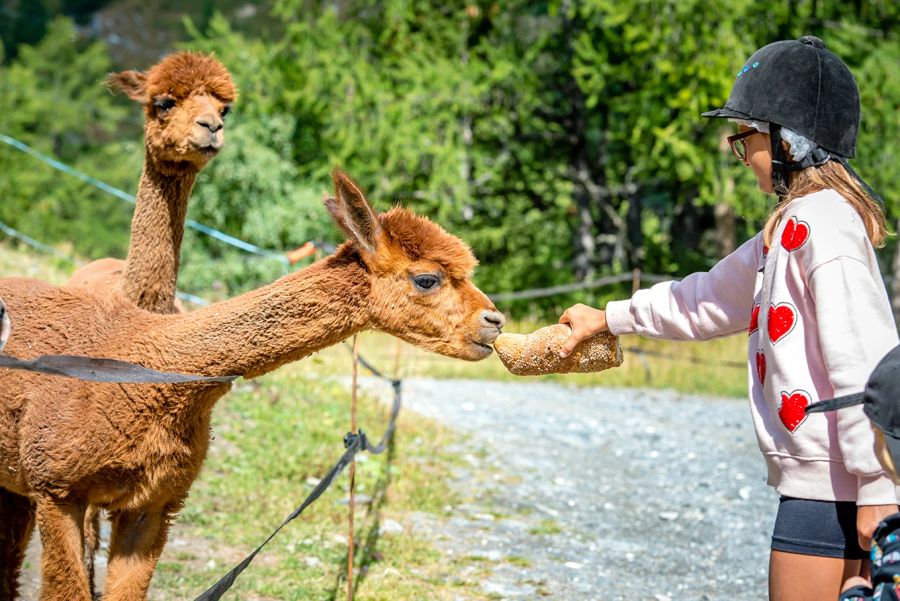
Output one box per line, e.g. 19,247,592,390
156,247,371,379
122,151,198,313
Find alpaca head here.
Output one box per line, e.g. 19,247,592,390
106,52,237,171
327,171,505,361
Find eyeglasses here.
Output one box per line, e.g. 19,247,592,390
726,129,759,160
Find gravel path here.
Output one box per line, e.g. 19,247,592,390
360,377,777,601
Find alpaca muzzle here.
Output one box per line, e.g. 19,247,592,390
478,309,505,344
190,130,224,153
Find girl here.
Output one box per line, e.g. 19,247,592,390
559,36,898,601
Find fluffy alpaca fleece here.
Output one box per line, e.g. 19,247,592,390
0,172,505,600
63,53,237,592
67,52,237,314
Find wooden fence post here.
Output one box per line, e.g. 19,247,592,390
347,335,359,601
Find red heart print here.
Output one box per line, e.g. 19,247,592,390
781,217,810,252
779,390,810,433
768,303,796,344
763,244,769,257
756,351,766,385
749,304,760,334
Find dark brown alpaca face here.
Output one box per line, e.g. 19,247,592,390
106,52,237,170
326,172,505,361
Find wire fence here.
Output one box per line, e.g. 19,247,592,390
0,133,291,274
192,347,403,601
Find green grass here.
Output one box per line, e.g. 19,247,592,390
528,519,563,537
150,369,493,600
0,240,72,285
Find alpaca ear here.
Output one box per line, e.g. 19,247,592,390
325,170,381,254
105,70,148,102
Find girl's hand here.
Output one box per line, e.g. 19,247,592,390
857,503,898,550
558,304,608,358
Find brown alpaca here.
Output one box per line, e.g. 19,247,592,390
67,52,237,314
0,171,505,600
64,52,236,589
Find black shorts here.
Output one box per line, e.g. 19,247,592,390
771,496,867,560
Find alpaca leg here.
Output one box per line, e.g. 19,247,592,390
84,504,101,598
102,506,174,601
0,488,36,600
35,496,91,601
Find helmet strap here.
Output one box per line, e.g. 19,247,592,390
791,146,832,170
772,122,883,204
770,126,835,198
770,124,790,198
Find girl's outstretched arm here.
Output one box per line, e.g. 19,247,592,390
560,232,764,354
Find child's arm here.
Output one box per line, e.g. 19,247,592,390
810,256,900,512
561,232,763,354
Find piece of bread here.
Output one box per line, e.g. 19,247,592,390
493,324,623,376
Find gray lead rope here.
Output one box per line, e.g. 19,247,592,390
805,392,865,414
194,378,403,600
0,354,237,384
0,298,236,384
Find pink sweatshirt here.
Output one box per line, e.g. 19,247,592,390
606,189,899,504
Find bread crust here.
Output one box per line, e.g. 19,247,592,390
493,324,623,375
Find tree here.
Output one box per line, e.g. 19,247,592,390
2,2,898,318
0,17,140,259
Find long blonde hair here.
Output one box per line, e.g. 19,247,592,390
762,160,889,248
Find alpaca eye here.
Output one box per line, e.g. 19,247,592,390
153,97,176,112
412,274,441,293
221,104,231,118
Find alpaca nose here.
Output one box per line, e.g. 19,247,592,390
480,310,505,330
196,114,223,133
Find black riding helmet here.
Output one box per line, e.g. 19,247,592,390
703,35,859,157
703,36,878,199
